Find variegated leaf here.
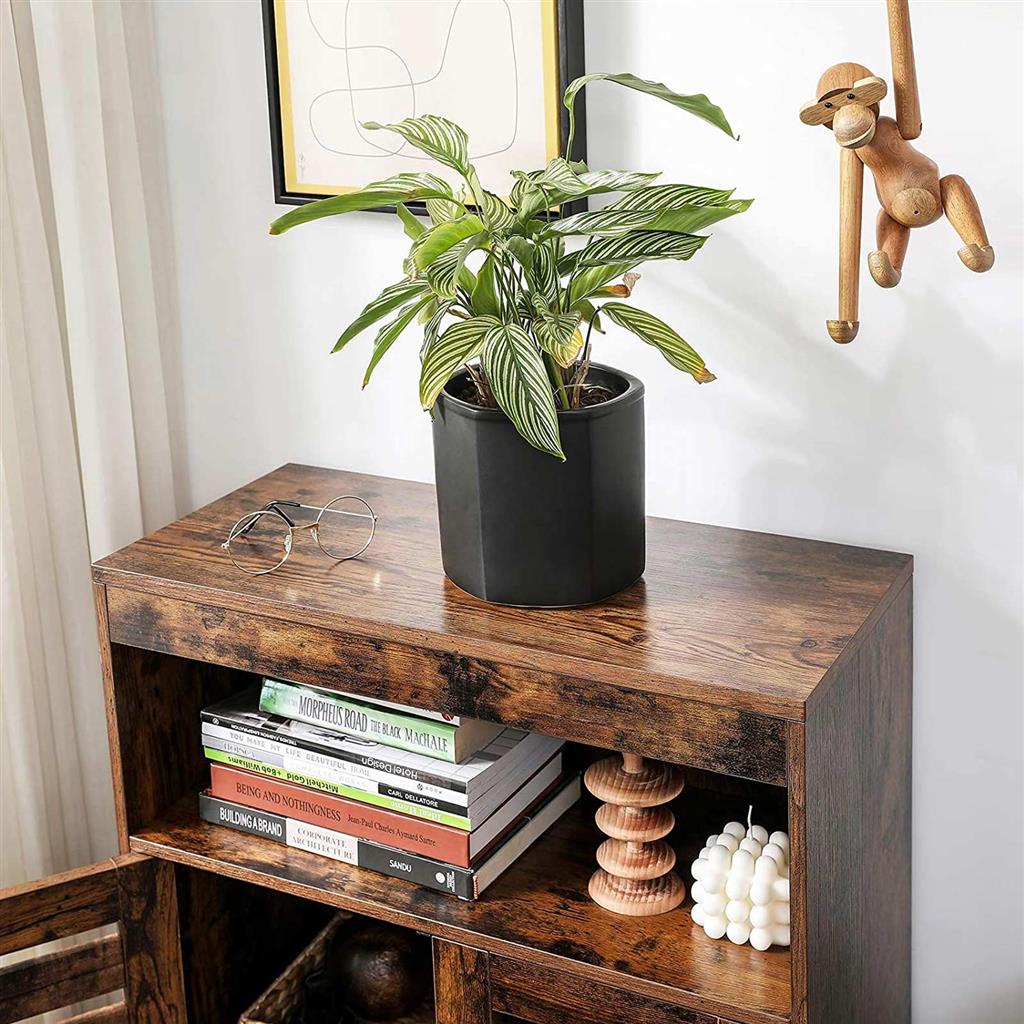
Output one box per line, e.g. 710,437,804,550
426,196,463,225
533,244,559,304
532,299,583,367
578,231,707,267
362,295,435,387
601,302,715,383
365,172,454,196
419,301,453,358
332,279,429,353
362,115,470,174
513,160,660,220
483,322,564,459
419,316,499,409
478,189,514,232
607,183,735,210
547,199,751,239
426,232,486,299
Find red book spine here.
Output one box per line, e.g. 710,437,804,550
208,764,471,866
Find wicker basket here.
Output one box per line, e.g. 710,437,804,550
240,913,354,1024
239,912,434,1024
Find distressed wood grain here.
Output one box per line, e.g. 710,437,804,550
93,464,912,722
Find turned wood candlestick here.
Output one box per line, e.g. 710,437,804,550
584,752,685,916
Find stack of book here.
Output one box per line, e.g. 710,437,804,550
198,678,579,900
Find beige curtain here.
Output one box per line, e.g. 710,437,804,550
1,0,187,889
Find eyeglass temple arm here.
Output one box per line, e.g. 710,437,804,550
236,500,298,537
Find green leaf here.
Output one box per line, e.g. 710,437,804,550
532,299,583,367
574,298,605,333
545,199,751,239
396,203,427,240
607,183,736,210
578,231,707,267
483,322,564,459
412,216,485,270
270,174,452,234
477,189,514,232
426,232,487,300
504,236,535,274
332,279,429,353
512,160,660,220
419,301,453,357
363,115,470,174
470,255,501,317
563,73,736,160
419,316,499,409
568,262,639,305
362,296,434,387
533,244,559,304
426,196,463,225
601,302,715,383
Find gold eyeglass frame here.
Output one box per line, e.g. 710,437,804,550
221,495,378,576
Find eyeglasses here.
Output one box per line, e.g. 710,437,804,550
222,496,378,576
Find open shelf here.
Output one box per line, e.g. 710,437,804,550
132,795,791,1024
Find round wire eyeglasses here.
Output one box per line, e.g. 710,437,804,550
221,495,378,576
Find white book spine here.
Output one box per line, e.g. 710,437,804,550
202,722,469,806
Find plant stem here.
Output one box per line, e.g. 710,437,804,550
545,351,569,410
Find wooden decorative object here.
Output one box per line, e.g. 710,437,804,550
800,0,994,343
584,752,686,916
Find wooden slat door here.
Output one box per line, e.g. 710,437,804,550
0,854,186,1024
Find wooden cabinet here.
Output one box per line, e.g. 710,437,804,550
1,465,912,1023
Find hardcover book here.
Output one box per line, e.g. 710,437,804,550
209,754,563,868
198,775,580,900
259,678,503,763
202,734,563,831
202,688,562,799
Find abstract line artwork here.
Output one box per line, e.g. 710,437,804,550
265,0,571,204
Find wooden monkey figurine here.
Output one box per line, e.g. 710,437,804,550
800,0,994,343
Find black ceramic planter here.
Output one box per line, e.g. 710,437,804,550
431,364,645,608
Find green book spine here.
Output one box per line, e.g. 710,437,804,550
204,748,472,830
259,679,459,763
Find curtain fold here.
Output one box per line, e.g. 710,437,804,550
1,0,185,888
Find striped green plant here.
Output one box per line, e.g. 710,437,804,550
271,74,751,459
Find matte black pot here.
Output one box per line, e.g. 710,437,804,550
431,364,645,607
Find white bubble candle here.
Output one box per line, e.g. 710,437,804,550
689,808,791,950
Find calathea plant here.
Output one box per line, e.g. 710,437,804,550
271,73,750,460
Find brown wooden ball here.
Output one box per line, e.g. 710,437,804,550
331,922,429,1022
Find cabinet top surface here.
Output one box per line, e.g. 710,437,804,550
93,464,911,719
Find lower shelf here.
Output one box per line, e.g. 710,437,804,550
132,797,791,1024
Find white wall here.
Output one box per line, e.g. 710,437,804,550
152,2,1022,1018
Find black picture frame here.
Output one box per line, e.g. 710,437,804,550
261,0,586,214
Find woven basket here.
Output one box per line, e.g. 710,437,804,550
240,913,353,1024
239,912,434,1024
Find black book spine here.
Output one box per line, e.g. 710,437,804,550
200,710,469,795
198,794,475,899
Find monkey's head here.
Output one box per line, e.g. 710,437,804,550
799,63,888,149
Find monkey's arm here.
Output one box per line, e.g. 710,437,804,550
827,148,863,343
886,0,922,140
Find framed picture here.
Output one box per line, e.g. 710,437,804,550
262,0,586,209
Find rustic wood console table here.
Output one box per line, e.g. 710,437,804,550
1,464,912,1024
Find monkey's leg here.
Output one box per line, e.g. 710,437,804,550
940,174,994,272
868,209,910,287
